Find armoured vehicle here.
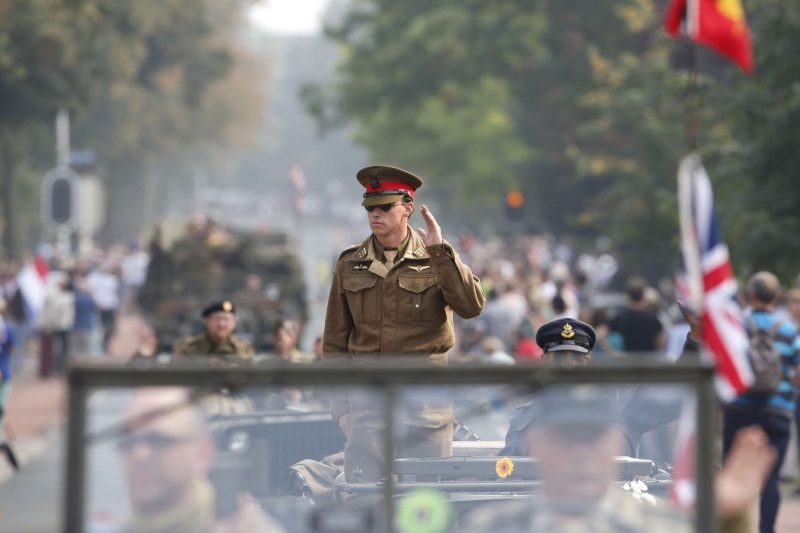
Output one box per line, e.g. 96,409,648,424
137,219,308,353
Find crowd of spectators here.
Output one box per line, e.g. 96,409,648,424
0,238,151,378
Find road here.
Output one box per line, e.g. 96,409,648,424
1,214,800,531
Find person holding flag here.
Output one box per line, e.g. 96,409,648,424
677,154,800,533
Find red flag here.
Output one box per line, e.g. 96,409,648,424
664,0,754,73
664,0,689,36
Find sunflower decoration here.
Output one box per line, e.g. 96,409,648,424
495,457,515,478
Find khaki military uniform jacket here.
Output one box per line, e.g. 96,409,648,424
323,230,485,420
175,333,254,359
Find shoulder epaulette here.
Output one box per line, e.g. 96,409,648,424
337,240,365,260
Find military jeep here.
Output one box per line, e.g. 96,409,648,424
65,359,717,532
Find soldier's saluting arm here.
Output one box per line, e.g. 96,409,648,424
416,204,485,319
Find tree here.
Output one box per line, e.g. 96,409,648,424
0,0,262,254
308,0,800,281
303,0,544,214
711,0,800,281
0,0,144,258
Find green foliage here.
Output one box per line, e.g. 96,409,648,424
0,0,262,254
305,0,546,209
309,0,800,281
710,0,800,281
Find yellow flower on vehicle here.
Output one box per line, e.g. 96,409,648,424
495,457,514,478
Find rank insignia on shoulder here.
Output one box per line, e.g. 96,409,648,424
560,323,575,339
352,264,369,270
407,265,430,272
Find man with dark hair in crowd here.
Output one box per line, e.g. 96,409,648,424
609,276,665,356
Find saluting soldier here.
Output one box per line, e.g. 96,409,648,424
322,164,485,482
174,300,254,359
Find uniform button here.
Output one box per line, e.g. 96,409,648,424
415,304,420,308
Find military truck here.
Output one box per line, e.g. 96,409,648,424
138,219,308,353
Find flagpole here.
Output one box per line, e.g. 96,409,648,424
685,41,699,153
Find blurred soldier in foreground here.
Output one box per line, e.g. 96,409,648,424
323,165,485,482
464,386,692,533
117,387,283,533
175,300,253,359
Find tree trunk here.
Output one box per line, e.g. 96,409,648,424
0,131,19,261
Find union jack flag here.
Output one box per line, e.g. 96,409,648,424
677,153,752,401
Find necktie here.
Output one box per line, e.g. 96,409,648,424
384,249,398,270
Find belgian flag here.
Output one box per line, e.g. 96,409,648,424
664,0,754,73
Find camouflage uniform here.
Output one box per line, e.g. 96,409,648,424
461,488,692,533
175,333,254,359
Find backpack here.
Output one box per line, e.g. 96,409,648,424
744,317,783,396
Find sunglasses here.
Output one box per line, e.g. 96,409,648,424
364,202,402,213
117,431,195,453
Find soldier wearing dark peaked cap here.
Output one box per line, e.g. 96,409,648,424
535,318,597,355
174,299,254,359
323,164,486,483
500,316,692,458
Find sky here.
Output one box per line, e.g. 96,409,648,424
248,0,328,35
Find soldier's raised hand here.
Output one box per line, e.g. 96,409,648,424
416,205,443,246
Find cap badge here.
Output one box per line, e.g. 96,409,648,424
370,177,381,190
560,323,575,339
222,301,233,312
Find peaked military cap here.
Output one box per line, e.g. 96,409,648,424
536,318,596,354
356,165,423,206
201,300,235,318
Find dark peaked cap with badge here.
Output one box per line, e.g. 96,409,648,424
201,300,235,318
357,165,423,206
536,318,597,354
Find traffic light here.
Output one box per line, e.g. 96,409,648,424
50,176,73,224
504,190,525,222
41,166,79,230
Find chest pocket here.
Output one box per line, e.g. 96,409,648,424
398,276,443,324
343,276,379,325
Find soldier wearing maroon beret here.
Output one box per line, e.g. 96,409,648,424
322,165,486,482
